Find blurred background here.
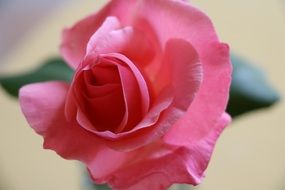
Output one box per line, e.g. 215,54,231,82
0,0,284,189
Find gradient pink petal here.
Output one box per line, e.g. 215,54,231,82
136,0,219,50
136,0,232,142
107,53,150,119
19,82,130,181
107,113,231,190
60,0,137,69
159,38,202,111
165,43,231,143
86,16,121,55
19,82,70,135
19,82,101,160
88,25,156,66
116,61,146,132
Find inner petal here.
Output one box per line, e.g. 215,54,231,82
90,64,121,85
116,63,143,132
87,24,157,68
84,83,121,98
79,86,125,132
101,54,151,132
74,53,152,136
73,61,126,133
82,66,121,98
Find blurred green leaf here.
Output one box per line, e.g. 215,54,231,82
227,54,280,117
81,167,111,190
171,184,196,190
0,58,74,97
90,184,111,190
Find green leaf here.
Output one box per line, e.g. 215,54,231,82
0,58,74,97
227,54,280,117
89,184,111,190
171,184,196,190
81,168,111,190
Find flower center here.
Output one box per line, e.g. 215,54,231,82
73,54,150,135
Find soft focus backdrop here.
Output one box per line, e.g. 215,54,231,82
0,0,284,189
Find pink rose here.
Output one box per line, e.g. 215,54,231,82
20,0,232,189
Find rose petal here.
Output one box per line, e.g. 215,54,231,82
136,0,219,50
116,62,145,132
19,81,130,181
79,87,172,143
60,0,137,69
76,85,125,132
74,62,127,133
88,25,156,66
106,54,150,125
136,0,232,141
107,113,231,190
159,38,202,111
19,82,100,160
86,16,121,55
164,43,231,143
19,82,70,135
84,83,121,98
164,113,232,184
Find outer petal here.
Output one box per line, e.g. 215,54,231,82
19,82,129,181
87,25,156,66
86,16,121,55
19,82,97,158
107,113,231,190
60,0,137,69
164,113,231,184
157,39,202,111
136,0,219,49
165,43,231,143
19,82,70,136
136,0,232,141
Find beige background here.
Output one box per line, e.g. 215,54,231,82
0,0,285,189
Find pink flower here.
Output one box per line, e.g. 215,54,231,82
20,0,232,189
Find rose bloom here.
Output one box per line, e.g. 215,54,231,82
20,0,232,189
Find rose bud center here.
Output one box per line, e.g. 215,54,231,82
72,54,150,134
